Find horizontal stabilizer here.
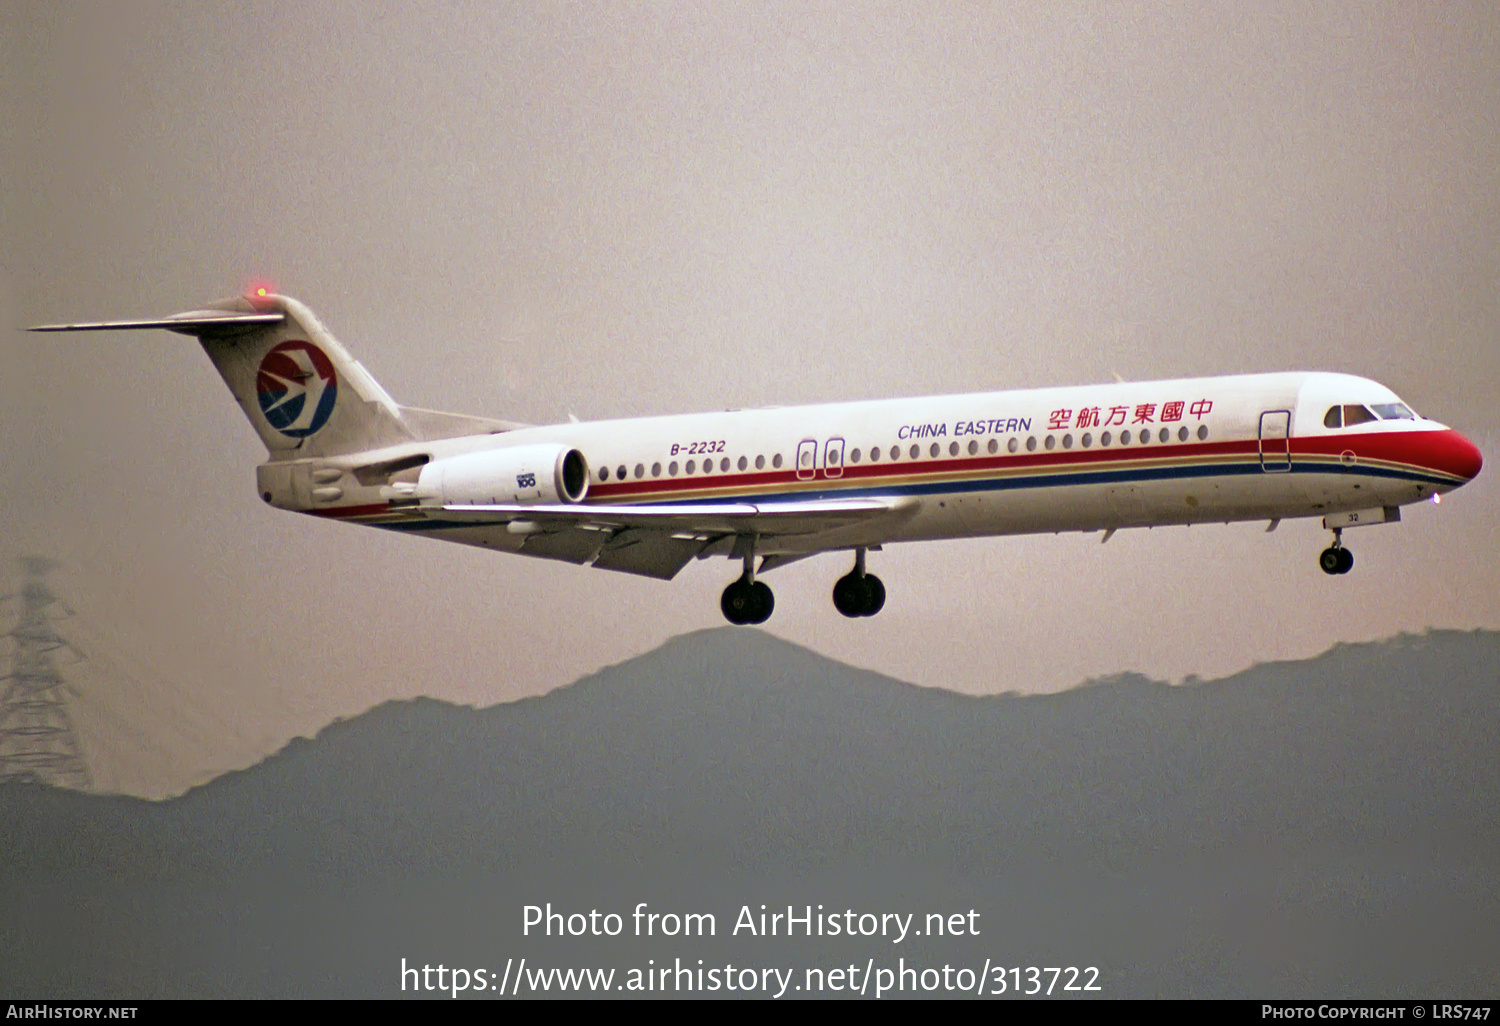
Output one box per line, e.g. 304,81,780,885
28,312,285,336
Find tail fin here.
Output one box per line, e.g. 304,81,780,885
31,293,520,457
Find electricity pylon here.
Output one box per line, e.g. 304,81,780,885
0,557,90,789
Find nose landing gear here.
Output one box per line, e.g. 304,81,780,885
1319,528,1354,575
833,547,886,618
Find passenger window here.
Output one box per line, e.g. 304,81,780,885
634,464,645,479
930,443,940,458
755,455,765,469
1008,438,1019,453
1026,436,1037,452
989,439,1000,455
1159,428,1169,443
652,462,661,477
599,466,610,481
685,460,696,474
910,444,920,459
669,461,678,476
869,447,880,462
1044,436,1055,451
1342,404,1378,427
737,456,748,471
968,440,978,456
1177,426,1189,441
772,453,783,469
1197,425,1208,440
1324,406,1342,429
849,448,861,463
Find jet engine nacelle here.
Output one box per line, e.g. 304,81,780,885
417,444,590,506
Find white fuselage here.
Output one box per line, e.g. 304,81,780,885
286,370,1479,563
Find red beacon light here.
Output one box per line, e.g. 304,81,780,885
246,280,277,309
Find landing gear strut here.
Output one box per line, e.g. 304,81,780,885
833,547,886,618
1319,528,1354,576
721,541,774,625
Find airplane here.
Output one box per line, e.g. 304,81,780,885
30,290,1483,625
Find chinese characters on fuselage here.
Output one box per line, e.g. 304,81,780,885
899,399,1214,442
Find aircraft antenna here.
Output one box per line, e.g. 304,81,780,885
0,557,91,790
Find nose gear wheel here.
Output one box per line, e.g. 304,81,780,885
1319,546,1354,575
1319,527,1354,575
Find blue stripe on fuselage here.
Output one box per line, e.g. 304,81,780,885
366,456,1451,533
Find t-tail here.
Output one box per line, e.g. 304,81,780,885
30,292,520,458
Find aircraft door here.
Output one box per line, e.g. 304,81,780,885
796,439,818,481
1259,410,1291,472
823,437,845,479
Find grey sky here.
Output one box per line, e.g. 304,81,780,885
3,3,1498,797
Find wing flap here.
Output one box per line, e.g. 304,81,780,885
590,529,707,580
517,528,606,566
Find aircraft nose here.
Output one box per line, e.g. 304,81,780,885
1430,429,1483,485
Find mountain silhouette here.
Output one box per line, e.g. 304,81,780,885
1,628,1495,998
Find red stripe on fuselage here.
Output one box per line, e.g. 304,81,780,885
309,503,396,519
589,437,1260,501
308,427,1480,520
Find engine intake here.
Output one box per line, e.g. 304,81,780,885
417,445,589,506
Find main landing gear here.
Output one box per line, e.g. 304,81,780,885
721,576,773,624
721,543,773,625
1319,528,1354,576
720,545,889,624
832,547,885,618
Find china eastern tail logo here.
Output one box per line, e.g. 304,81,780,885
256,341,338,438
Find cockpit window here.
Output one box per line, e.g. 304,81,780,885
1371,402,1415,420
1324,406,1342,429
1342,404,1378,427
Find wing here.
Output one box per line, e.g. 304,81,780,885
422,496,913,580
